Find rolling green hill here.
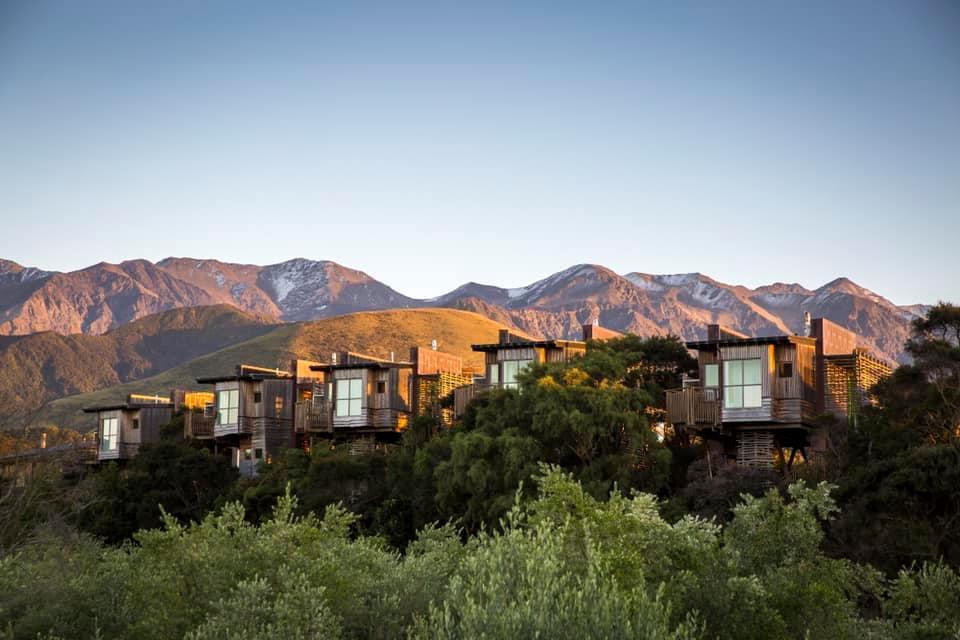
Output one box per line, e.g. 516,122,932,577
28,308,523,431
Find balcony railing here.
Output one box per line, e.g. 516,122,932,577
296,401,410,432
296,401,333,432
666,387,720,427
184,412,215,439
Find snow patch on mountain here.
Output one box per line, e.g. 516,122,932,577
656,273,700,286
623,273,665,292
507,264,599,306
262,259,331,305
755,292,808,308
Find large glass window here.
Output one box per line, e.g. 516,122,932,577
502,359,533,390
704,363,719,387
100,417,118,451
723,359,762,409
336,378,364,417
487,364,499,386
217,389,239,425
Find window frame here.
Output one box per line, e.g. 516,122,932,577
502,359,534,390
703,363,719,388
723,359,763,409
100,417,119,451
217,389,239,425
335,378,364,417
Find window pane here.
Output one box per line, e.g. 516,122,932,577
487,364,499,384
744,385,762,408
336,398,348,417
350,378,363,399
724,386,743,409
724,360,742,386
336,380,350,399
743,359,762,385
704,364,719,387
504,361,518,384
350,398,362,416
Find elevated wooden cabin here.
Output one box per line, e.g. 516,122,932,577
453,324,622,416
194,364,298,476
306,352,413,437
472,329,587,390
83,394,174,462
666,317,892,469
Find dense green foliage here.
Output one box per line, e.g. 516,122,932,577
1,468,958,639
826,302,960,573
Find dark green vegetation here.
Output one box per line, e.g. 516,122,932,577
1,305,958,639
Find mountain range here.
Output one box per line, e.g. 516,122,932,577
0,257,931,366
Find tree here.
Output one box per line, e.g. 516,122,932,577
77,441,237,542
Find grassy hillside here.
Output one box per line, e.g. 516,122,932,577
0,305,276,422
30,308,523,431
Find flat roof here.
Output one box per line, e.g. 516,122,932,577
195,373,292,384
309,361,413,372
471,339,585,353
83,402,174,413
685,335,817,350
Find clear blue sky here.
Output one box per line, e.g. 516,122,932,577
1,1,957,305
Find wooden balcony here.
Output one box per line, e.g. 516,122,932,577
184,412,215,439
97,442,138,462
301,402,411,432
666,387,720,427
296,401,333,433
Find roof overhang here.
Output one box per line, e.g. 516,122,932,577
309,361,413,372
471,339,585,353
685,335,817,351
83,403,173,413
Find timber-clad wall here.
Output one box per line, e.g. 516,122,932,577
328,367,412,431
414,372,474,425
138,406,172,444
770,343,817,425
823,352,891,420
719,343,774,423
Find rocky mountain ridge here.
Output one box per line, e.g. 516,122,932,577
0,257,931,363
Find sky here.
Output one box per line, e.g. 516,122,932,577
0,1,957,305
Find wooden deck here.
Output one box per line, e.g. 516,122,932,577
184,412,215,439
666,387,720,427
297,402,409,433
